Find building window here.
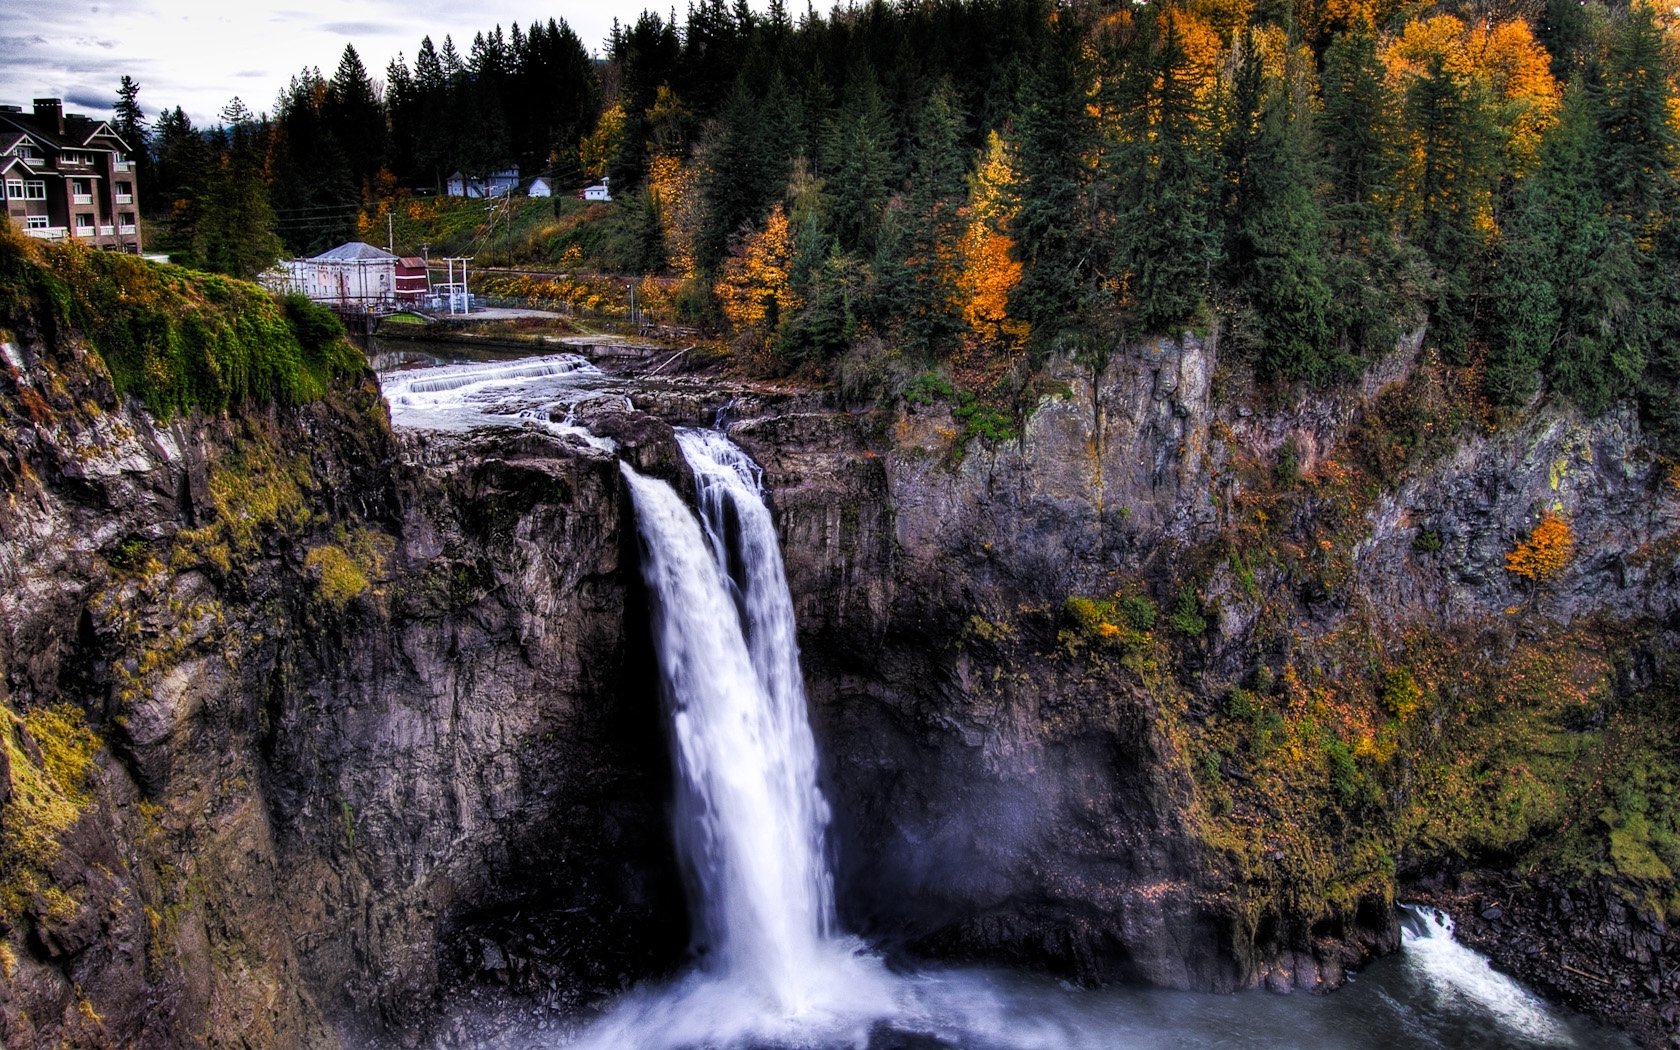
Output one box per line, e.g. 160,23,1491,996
24,181,45,200
25,215,47,229
15,144,36,159
1,179,15,199
75,214,93,230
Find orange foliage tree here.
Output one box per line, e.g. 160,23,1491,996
714,204,800,334
1382,15,1560,180
955,131,1028,351
1505,511,1575,583
646,154,699,278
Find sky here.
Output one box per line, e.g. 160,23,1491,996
1,0,709,129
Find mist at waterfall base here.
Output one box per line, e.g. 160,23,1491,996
372,357,1628,1050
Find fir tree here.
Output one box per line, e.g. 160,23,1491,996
1007,27,1090,352
1111,11,1215,337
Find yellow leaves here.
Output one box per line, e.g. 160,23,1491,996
1506,511,1575,583
714,204,800,333
1382,15,1560,174
955,131,1027,351
579,103,625,180
647,154,699,279
1164,6,1225,101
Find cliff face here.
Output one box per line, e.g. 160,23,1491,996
0,292,687,1048
734,332,1680,1028
3,243,1676,1050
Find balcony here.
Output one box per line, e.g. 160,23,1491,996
58,157,92,170
115,193,133,204
114,160,133,171
25,226,67,240
72,193,92,205
118,223,136,235
99,224,115,236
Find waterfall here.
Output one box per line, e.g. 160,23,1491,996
577,433,1604,1050
617,430,867,1024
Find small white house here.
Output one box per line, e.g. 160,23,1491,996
527,176,552,198
446,168,520,198
269,242,398,305
581,175,611,202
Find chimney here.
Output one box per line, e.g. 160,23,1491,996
32,98,63,135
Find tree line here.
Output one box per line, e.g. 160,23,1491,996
114,0,1680,439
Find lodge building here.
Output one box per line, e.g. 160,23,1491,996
0,98,142,253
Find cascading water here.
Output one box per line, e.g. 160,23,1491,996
580,433,893,1049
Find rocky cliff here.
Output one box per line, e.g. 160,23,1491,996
732,333,1680,1042
0,242,690,1048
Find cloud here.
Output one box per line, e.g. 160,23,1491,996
64,90,112,111
320,21,399,37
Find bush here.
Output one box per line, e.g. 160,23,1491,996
1168,586,1208,636
282,293,345,352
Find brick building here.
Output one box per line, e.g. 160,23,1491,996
0,98,142,253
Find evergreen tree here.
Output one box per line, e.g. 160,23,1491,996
1008,26,1090,353
696,78,791,275
113,76,154,213
323,44,387,196
894,81,969,358
179,100,283,277
270,68,358,254
819,71,896,256
1229,64,1336,382
152,106,208,253
1402,54,1498,364
1599,4,1676,228
1319,22,1408,359
1110,11,1215,336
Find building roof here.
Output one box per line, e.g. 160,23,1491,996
397,257,427,268
0,107,129,154
309,242,398,263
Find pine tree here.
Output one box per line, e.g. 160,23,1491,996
1007,27,1089,352
1319,22,1407,359
323,45,388,197
182,101,283,277
113,76,153,213
270,68,358,254
1232,66,1336,382
819,71,896,256
1111,10,1215,337
1402,53,1498,364
895,81,969,358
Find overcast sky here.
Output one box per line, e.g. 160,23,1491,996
2,0,726,129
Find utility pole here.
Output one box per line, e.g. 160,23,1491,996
387,212,394,254
442,256,473,315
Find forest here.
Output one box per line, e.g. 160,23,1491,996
121,0,1680,443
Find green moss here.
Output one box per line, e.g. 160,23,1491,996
0,703,101,926
0,231,363,418
305,544,370,608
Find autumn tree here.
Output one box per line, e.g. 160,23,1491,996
1506,511,1575,584
715,203,800,336
956,130,1027,351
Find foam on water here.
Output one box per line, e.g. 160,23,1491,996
377,353,616,450
1397,904,1573,1046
